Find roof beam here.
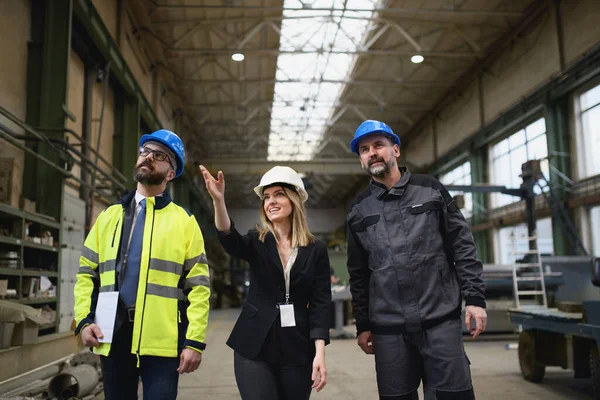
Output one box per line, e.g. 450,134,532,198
361,23,390,50
388,21,423,52
200,158,365,175
149,15,508,29
175,78,451,88
238,21,266,48
313,135,355,156
182,100,430,110
172,22,206,47
191,120,411,129
148,3,524,17
241,107,262,125
167,48,482,58
452,26,481,52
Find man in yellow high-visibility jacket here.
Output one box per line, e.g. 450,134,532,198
74,129,211,400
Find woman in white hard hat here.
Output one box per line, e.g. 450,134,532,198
199,165,332,400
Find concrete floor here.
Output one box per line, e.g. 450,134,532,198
178,308,594,399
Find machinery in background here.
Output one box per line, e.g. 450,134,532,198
447,159,588,258
463,261,565,333
463,256,600,333
449,159,600,393
508,257,600,397
447,159,591,333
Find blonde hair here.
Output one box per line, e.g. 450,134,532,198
257,186,315,247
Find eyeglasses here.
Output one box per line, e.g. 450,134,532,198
139,147,170,163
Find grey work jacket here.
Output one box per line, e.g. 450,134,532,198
346,167,486,335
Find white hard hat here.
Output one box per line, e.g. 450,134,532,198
253,166,308,203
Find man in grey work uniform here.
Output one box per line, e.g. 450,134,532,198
345,120,487,400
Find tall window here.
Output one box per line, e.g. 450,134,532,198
439,161,472,218
591,205,600,256
489,118,549,208
495,218,554,264
577,84,600,179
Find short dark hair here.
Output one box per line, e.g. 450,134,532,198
384,135,395,146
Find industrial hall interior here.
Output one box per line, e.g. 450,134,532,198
2,0,600,399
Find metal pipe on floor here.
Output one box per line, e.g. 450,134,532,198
0,353,75,395
48,364,99,400
1,379,43,397
21,377,53,396
0,366,60,395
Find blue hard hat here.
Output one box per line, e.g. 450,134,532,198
140,129,185,178
350,120,401,154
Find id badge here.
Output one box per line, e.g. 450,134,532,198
279,303,296,327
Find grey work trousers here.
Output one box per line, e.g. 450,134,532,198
374,318,475,400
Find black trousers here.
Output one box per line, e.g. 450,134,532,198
100,308,180,400
234,351,313,400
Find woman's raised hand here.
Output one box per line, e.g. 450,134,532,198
199,165,225,203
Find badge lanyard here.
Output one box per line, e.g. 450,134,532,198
283,247,298,303
280,247,298,327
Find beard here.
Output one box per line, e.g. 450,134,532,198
133,160,168,186
363,156,396,178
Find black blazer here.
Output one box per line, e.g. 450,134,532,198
218,221,332,365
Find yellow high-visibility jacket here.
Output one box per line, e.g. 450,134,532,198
73,190,211,357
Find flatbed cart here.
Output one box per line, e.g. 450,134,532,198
507,258,600,398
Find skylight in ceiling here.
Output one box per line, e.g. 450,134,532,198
267,0,377,161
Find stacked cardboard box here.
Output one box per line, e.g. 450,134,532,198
0,300,50,347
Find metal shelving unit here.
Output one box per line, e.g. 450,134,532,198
0,202,61,336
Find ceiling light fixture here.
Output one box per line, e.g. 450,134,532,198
411,55,424,64
232,53,245,62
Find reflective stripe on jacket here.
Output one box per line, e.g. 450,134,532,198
73,190,211,357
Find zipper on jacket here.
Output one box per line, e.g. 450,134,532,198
136,206,155,364
111,218,120,247
178,310,181,323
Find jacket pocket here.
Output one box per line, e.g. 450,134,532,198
437,263,452,298
408,201,442,215
403,200,444,255
436,257,461,307
350,214,380,232
350,215,389,265
369,269,404,326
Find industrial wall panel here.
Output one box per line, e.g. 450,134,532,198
91,0,118,41
64,184,81,200
158,97,176,132
405,122,435,169
562,0,600,66
121,13,153,103
90,197,111,226
91,79,115,177
66,49,86,185
60,190,86,332
0,0,30,199
436,81,480,156
483,13,560,124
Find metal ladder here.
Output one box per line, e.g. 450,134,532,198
510,232,548,310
